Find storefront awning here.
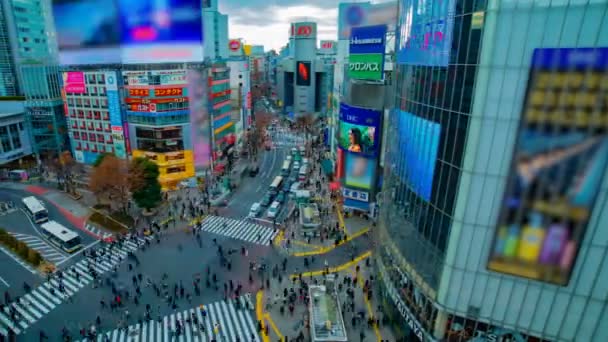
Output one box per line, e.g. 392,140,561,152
321,159,334,176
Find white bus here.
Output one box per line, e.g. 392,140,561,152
269,176,284,194
40,220,82,253
22,196,48,223
281,160,291,176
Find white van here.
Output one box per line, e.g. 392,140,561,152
267,201,281,218
290,181,301,194
249,203,262,217
298,166,307,181
302,158,309,166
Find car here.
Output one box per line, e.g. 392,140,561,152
291,147,298,155
267,201,281,218
249,165,259,177
276,192,286,204
292,161,301,171
249,203,262,217
282,182,291,192
290,181,301,194
286,155,292,162
299,146,306,154
260,194,272,207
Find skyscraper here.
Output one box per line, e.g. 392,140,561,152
203,0,229,61
377,0,608,341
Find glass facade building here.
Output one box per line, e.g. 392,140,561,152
0,102,32,164
376,0,608,341
21,64,68,158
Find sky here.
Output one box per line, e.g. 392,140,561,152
218,0,350,51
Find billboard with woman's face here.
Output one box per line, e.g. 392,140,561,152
338,103,381,157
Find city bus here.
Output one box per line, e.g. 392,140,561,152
22,196,49,223
40,220,82,253
269,176,284,195
281,160,291,176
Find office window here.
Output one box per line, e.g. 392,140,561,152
0,127,12,152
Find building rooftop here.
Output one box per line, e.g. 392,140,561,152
0,101,26,118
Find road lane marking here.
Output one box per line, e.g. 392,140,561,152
0,276,9,287
55,240,100,266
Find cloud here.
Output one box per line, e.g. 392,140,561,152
221,1,341,51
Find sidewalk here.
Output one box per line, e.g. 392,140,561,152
257,251,395,342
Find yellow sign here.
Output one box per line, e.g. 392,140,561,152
244,45,252,56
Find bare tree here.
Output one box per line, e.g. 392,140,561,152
45,150,80,195
89,155,131,213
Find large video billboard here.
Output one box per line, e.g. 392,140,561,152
52,0,204,64
338,2,397,40
62,72,86,94
338,103,381,156
487,47,608,285
395,110,441,202
187,69,212,169
296,61,311,86
345,153,376,190
397,0,456,66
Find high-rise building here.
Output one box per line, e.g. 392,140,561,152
0,0,57,96
203,0,229,61
377,1,608,341
227,58,251,147
21,64,69,158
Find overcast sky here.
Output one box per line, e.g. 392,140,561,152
219,0,345,51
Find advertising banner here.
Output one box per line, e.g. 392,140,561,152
487,47,608,285
397,0,456,66
349,25,387,54
63,71,86,93
151,70,187,86
344,153,375,190
129,88,150,97
290,22,317,39
338,103,381,156
124,71,148,86
187,69,212,169
296,61,312,86
126,97,186,104
111,126,127,159
338,2,397,40
105,71,122,127
154,88,183,97
395,110,441,202
348,53,384,81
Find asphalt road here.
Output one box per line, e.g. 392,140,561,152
0,188,98,287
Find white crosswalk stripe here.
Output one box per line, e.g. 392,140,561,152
84,297,258,342
0,235,153,338
9,232,68,264
198,216,278,246
84,223,114,240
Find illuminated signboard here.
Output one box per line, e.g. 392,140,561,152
129,103,156,112
154,88,183,97
128,88,150,97
228,39,241,51
321,41,334,49
126,97,186,104
487,47,608,285
290,22,317,39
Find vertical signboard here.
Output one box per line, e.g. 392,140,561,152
338,2,397,40
488,47,608,285
105,71,126,158
296,61,312,86
397,0,456,66
187,69,212,169
348,25,387,81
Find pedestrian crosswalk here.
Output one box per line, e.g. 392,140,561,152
0,235,153,338
10,232,68,264
198,216,278,246
86,295,259,342
269,130,305,148
84,223,114,240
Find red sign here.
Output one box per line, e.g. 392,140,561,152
126,97,186,104
291,24,313,37
128,88,150,97
154,88,183,97
321,41,333,49
212,89,231,98
228,39,241,51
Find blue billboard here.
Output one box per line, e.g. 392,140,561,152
396,110,441,201
338,103,381,156
397,0,456,66
349,25,387,54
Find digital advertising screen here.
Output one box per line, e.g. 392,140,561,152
338,2,397,40
187,69,212,169
396,110,441,202
118,0,203,63
52,0,203,65
397,0,456,66
487,47,608,285
344,153,375,190
296,61,311,86
338,103,381,156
